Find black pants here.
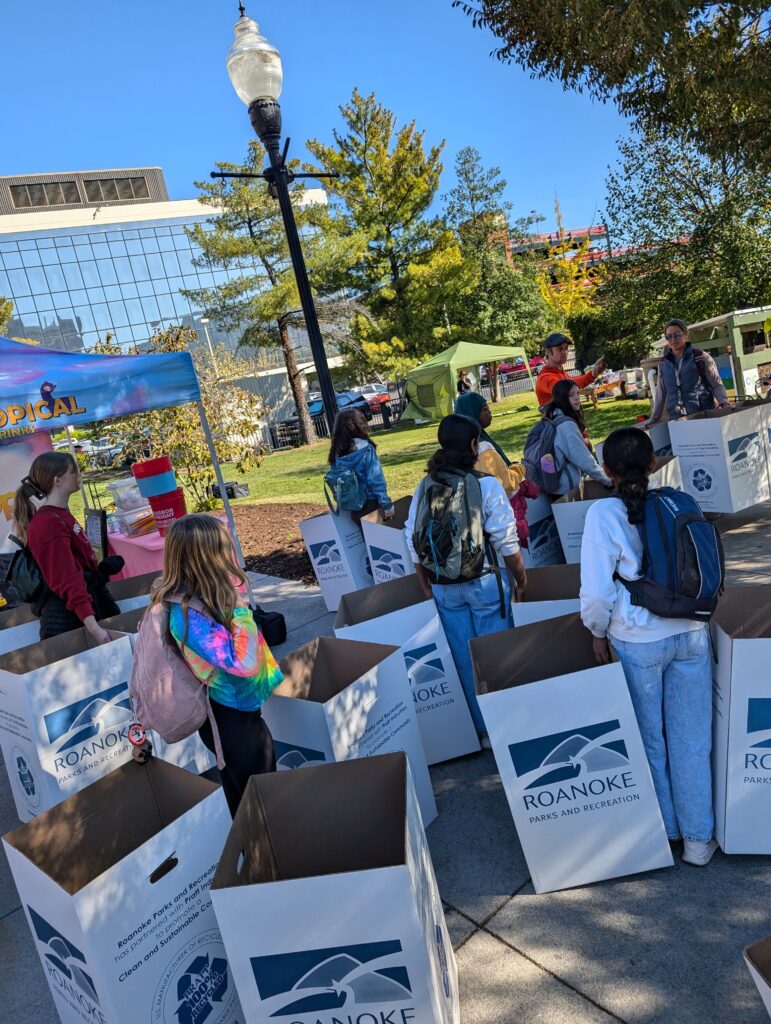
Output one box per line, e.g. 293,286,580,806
39,583,120,640
198,699,276,817
350,498,380,529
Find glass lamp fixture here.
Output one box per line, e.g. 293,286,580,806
226,11,283,105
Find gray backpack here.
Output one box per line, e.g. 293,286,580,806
523,416,565,494
411,470,486,584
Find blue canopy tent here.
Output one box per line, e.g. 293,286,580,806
0,337,245,564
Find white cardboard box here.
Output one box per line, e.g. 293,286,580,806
512,563,581,627
744,936,771,1018
0,629,136,822
470,614,673,893
521,492,566,569
0,571,159,657
552,457,683,563
361,496,416,584
3,758,242,1024
300,511,372,611
263,636,437,825
211,753,458,1024
669,405,770,512
334,575,479,764
710,587,771,854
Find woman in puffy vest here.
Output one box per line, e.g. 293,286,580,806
644,319,730,426
13,452,121,642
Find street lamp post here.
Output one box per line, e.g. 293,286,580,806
224,5,338,435
198,317,219,375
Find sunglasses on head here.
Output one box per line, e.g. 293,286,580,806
665,331,685,341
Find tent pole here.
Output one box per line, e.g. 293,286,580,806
196,400,246,570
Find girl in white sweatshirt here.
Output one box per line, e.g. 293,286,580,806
580,427,716,867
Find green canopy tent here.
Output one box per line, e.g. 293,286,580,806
402,341,533,421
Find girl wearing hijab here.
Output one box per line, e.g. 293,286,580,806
454,391,539,548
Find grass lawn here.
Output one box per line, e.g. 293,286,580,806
72,392,650,519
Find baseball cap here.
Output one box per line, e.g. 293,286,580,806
544,332,571,349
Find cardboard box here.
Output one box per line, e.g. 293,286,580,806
512,563,580,627
211,753,458,1024
0,602,39,656
0,572,159,658
552,458,682,563
470,614,673,893
98,606,216,777
669,405,770,512
744,936,771,1017
521,491,566,569
3,758,242,1024
0,629,136,822
361,496,416,584
263,636,437,825
710,587,771,854
334,575,479,764
647,421,673,457
300,511,372,611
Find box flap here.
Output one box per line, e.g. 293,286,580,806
745,936,771,983
0,604,37,631
712,587,771,639
362,495,411,531
108,571,159,601
334,574,427,629
278,637,400,703
471,612,595,694
523,564,581,603
99,606,146,632
0,626,108,674
3,759,219,895
212,752,406,890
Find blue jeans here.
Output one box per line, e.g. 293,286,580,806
433,573,512,735
612,629,714,842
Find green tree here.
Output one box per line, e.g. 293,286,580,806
0,296,12,334
536,199,605,329
453,1,771,173
445,145,511,254
571,129,771,366
306,89,445,368
183,142,352,445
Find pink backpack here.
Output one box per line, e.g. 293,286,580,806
129,595,225,769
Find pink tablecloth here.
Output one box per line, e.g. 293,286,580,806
108,530,165,580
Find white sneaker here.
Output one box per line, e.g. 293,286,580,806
682,839,718,866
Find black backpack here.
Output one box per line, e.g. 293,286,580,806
4,536,45,605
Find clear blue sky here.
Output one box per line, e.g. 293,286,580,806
2,0,627,232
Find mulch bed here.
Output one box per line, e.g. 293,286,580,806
233,503,327,585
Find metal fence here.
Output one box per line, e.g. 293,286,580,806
258,397,407,453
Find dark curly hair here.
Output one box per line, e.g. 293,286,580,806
545,378,587,434
427,414,480,480
328,408,373,465
602,427,655,525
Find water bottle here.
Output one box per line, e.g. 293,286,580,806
540,453,556,476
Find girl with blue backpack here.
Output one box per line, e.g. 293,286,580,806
326,409,395,525
580,427,721,867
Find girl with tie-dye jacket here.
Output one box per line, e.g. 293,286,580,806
150,514,282,815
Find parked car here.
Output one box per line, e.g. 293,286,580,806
91,436,125,466
498,356,545,378
353,382,391,407
282,390,373,431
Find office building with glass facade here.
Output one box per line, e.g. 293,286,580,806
0,166,322,363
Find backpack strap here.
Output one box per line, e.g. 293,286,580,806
323,478,339,516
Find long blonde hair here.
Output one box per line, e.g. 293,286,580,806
13,452,77,543
152,514,247,630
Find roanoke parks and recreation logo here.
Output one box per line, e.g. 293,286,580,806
509,719,636,810
728,432,763,474
43,681,132,755
28,906,105,1021
404,642,452,707
745,698,771,771
274,740,327,771
308,539,346,580
528,515,563,564
250,940,413,1019
369,545,407,581
153,931,238,1024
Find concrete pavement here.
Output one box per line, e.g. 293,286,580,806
1,503,770,1022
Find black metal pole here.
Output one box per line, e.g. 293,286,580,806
247,98,338,435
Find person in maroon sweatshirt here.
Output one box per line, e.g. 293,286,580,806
12,452,122,641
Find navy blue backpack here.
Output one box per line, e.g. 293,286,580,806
617,487,724,620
